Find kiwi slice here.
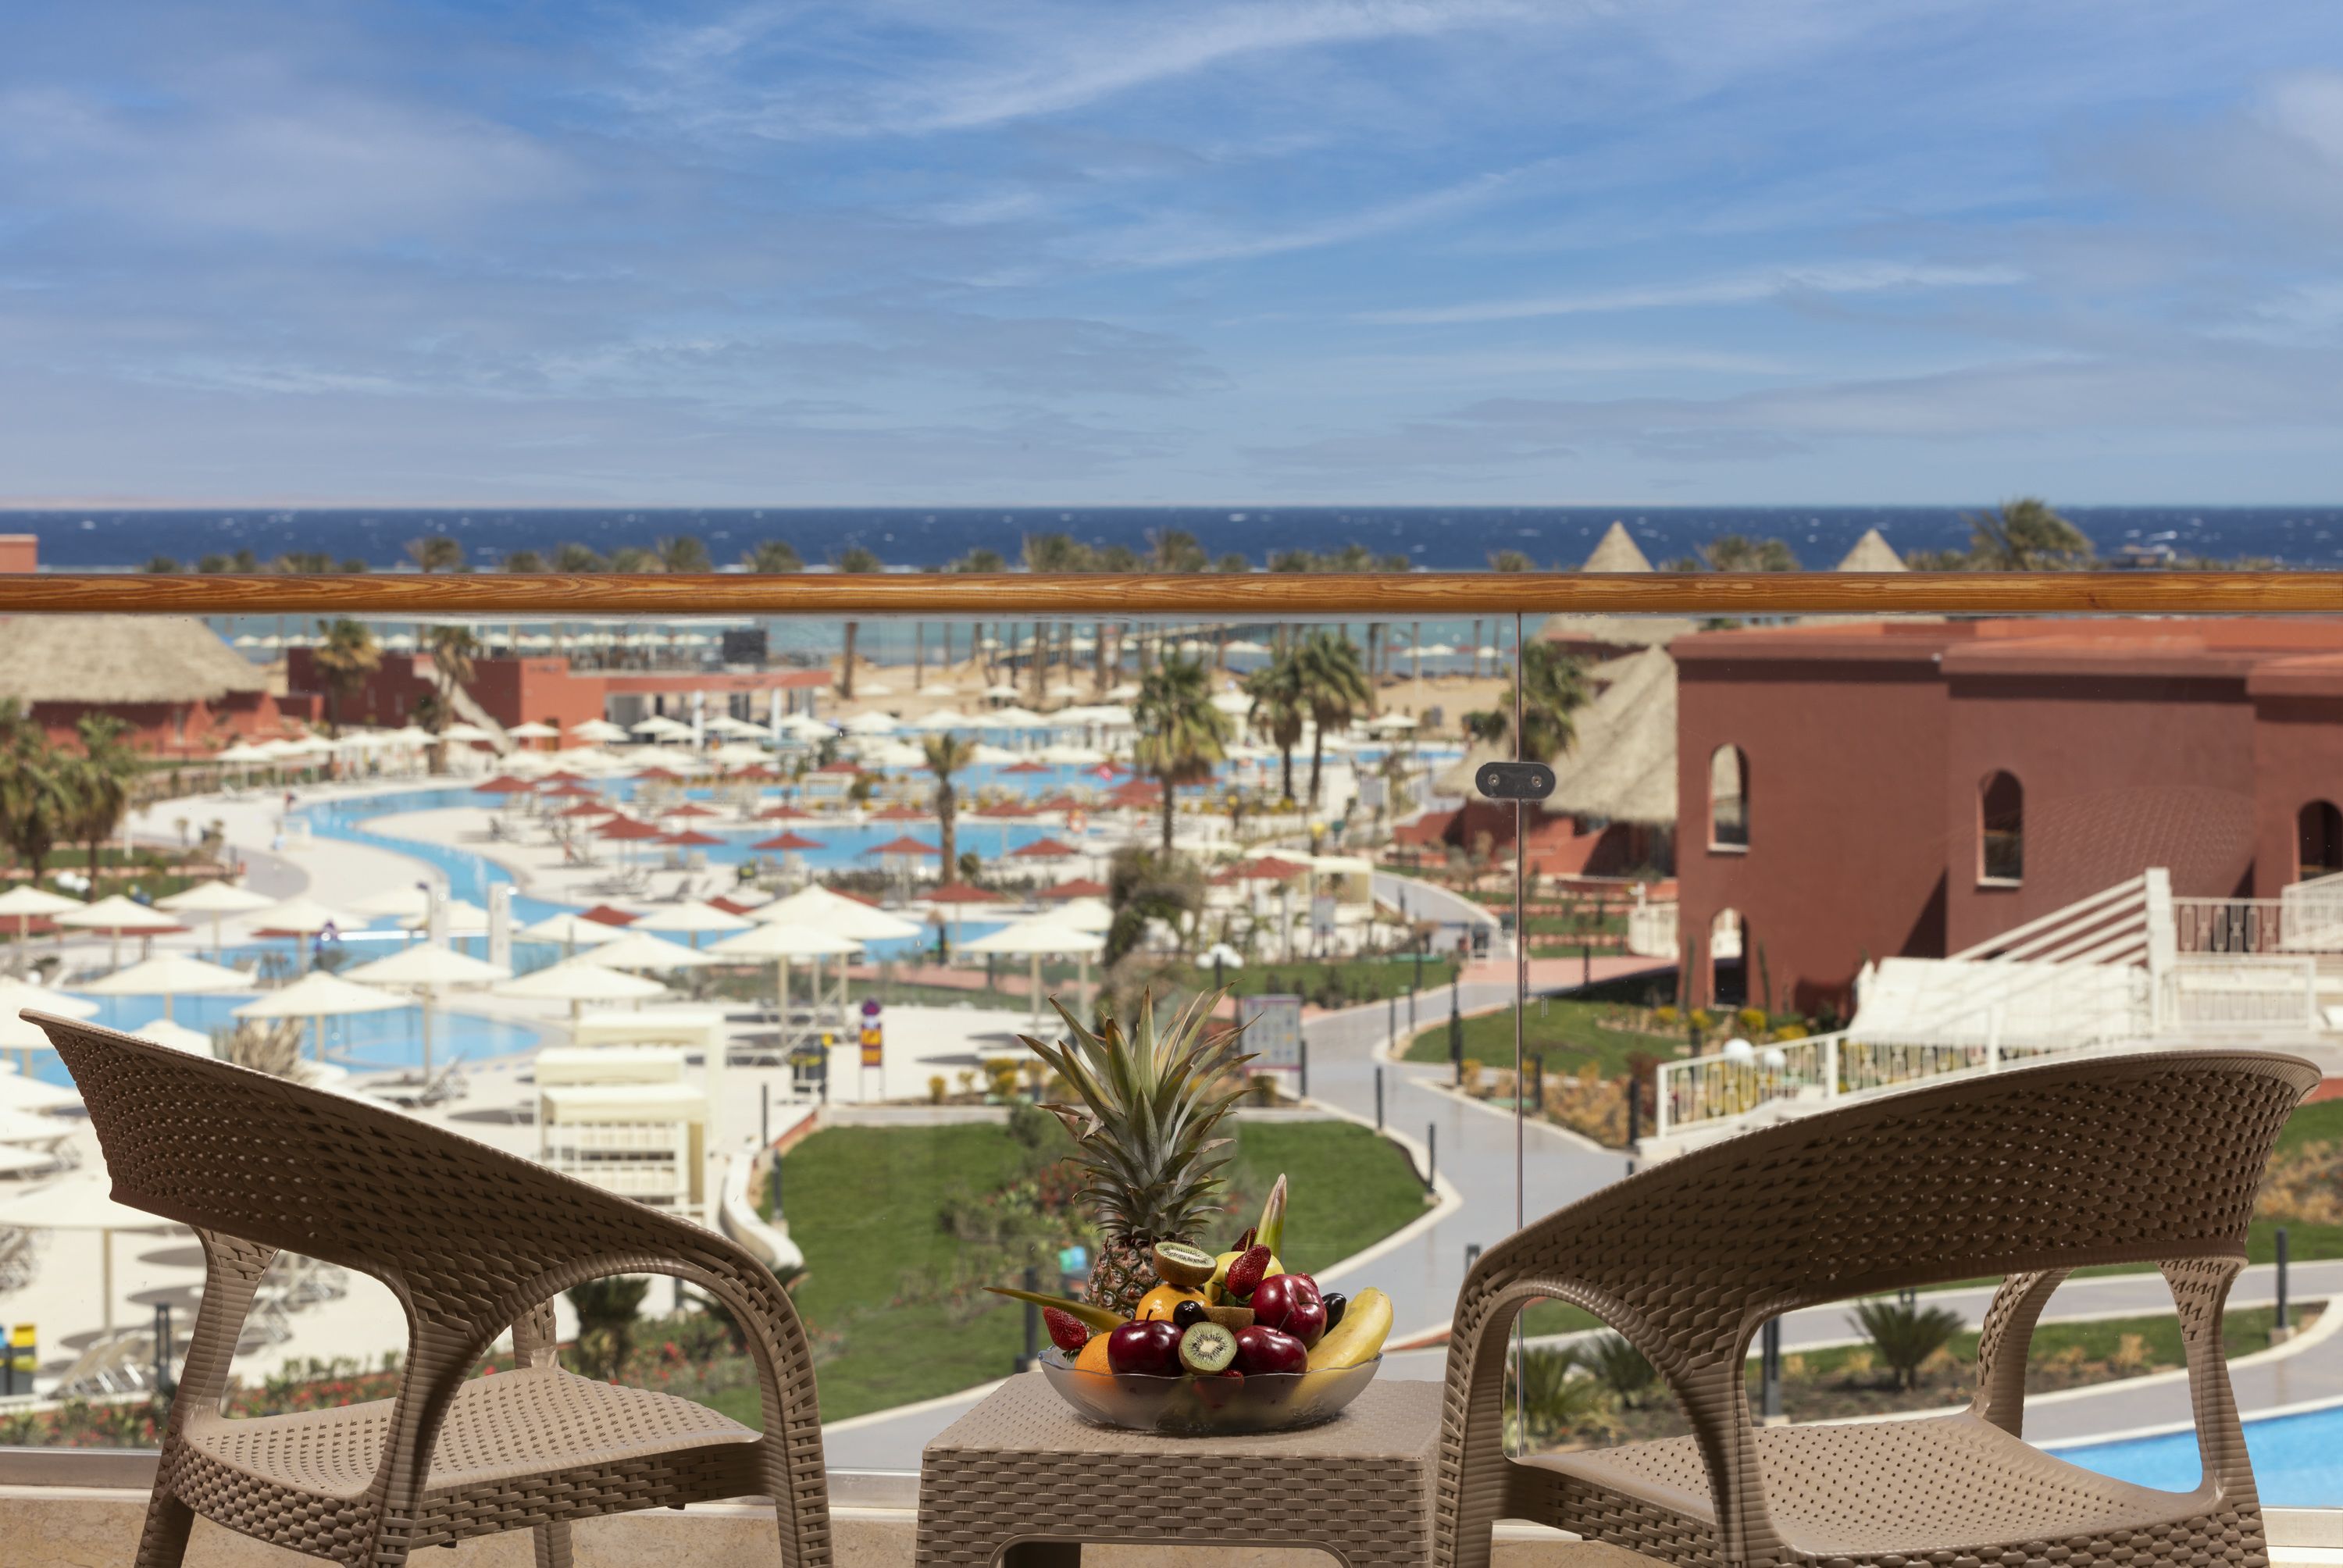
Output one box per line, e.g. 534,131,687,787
1201,1304,1255,1331
1179,1321,1238,1375
1152,1241,1218,1288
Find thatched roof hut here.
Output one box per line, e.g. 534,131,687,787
1540,647,1677,825
1582,522,1656,574
1835,528,1907,572
0,615,265,705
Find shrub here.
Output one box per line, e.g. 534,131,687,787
1582,1331,1659,1407
1849,1295,1963,1390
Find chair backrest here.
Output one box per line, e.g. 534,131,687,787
1485,1048,2315,1343
28,1010,747,1344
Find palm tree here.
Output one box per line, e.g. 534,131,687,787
0,701,68,888
1244,652,1307,803
420,626,479,769
834,545,883,699
656,535,713,573
311,618,380,737
923,734,977,882
1965,498,2092,570
406,535,464,572
1132,654,1231,855
1294,630,1371,807
64,716,135,900
744,540,803,574
1461,642,1590,762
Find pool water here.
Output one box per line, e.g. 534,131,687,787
2054,1401,2343,1505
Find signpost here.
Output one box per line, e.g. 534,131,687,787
1236,995,1303,1092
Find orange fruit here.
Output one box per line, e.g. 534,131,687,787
1135,1284,1207,1321
1075,1331,1114,1374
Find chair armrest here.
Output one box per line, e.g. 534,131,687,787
1968,1269,2069,1437
1436,1251,1782,1568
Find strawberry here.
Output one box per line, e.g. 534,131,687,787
1042,1306,1090,1356
1223,1244,1273,1302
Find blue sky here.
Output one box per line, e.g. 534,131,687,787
2,0,2340,505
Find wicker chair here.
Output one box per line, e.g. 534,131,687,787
27,1010,831,1568
1435,1046,2317,1568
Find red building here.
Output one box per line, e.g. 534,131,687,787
0,615,290,756
284,650,830,737
1675,618,2343,1016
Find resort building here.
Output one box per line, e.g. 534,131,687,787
284,650,832,739
0,614,291,755
1675,616,2343,1014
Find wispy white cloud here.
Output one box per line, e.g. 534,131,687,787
1361,262,2027,324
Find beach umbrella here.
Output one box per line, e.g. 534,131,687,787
234,970,405,1060
922,881,1002,948
710,921,861,1037
751,885,922,943
0,885,81,968
519,911,628,953
130,1018,216,1054
341,946,510,1079
962,914,1107,1032
55,896,181,971
0,1167,169,1331
0,1071,83,1115
753,832,826,853
583,931,719,971
628,900,751,950
158,881,276,960
81,951,253,1021
495,957,669,1021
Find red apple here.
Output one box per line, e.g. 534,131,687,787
1233,1325,1307,1376
1279,1293,1328,1347
1107,1320,1183,1375
1251,1272,1321,1333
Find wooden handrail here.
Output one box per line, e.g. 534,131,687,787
2,570,2342,617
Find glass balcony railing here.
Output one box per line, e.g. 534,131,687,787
0,571,2338,1542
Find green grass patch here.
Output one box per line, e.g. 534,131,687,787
776,1116,1430,1422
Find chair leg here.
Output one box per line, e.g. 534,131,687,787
133,1491,196,1568
534,1520,575,1568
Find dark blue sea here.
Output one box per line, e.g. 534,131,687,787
11,505,2343,573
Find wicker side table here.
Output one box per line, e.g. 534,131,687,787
915,1373,1443,1568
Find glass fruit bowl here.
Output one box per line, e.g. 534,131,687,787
1036,1348,1382,1435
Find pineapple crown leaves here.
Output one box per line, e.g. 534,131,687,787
1018,988,1257,1242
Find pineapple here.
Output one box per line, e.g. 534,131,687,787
1022,990,1254,1317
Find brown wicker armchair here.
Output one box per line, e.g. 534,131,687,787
1435,1047,2317,1568
27,1010,831,1568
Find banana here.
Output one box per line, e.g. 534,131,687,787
1305,1286,1392,1370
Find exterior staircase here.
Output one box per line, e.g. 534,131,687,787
1643,867,2334,1158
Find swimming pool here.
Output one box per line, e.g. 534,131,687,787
2054,1400,2343,1505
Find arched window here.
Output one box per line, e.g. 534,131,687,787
1981,771,2024,882
1708,745,1749,849
2299,800,2343,881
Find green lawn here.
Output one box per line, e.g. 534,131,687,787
771,1117,1432,1422
1405,997,1673,1078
